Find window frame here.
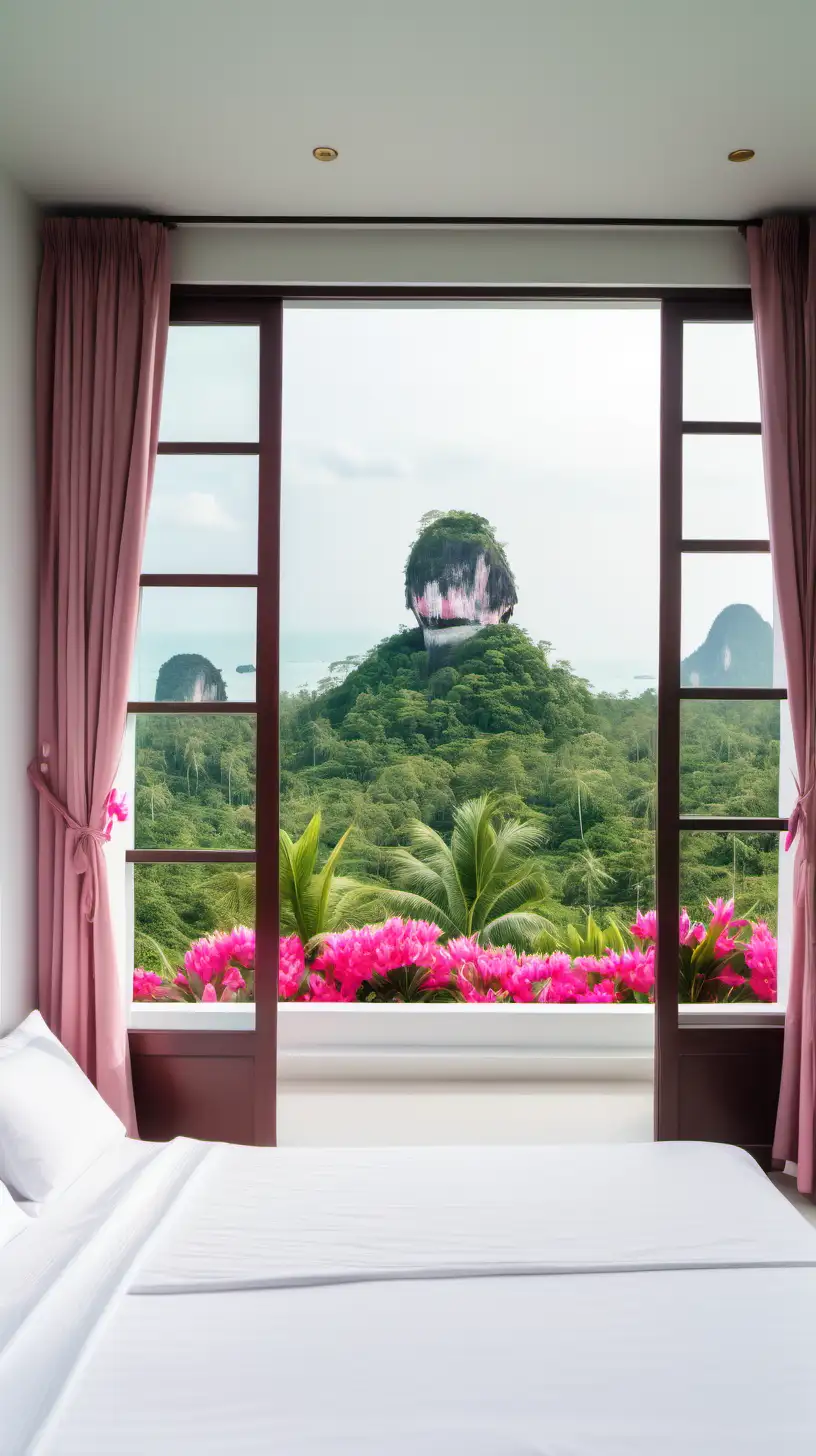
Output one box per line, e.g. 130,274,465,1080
127,295,281,1141
655,294,788,1139
126,286,786,1105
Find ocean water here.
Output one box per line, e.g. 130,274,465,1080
137,630,656,702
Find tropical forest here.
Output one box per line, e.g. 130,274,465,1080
133,512,780,1008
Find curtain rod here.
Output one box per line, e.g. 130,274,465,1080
165,214,743,229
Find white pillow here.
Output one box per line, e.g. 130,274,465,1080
0,1011,126,1202
0,1180,27,1247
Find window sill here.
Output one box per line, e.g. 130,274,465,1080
128,999,784,1082
130,1002,655,1083
677,1003,785,1030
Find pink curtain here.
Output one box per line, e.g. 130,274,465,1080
31,218,170,1131
747,216,816,1198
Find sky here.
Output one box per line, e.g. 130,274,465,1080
138,308,769,699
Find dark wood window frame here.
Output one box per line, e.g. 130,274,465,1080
128,294,281,1144
129,284,785,1155
656,293,786,1150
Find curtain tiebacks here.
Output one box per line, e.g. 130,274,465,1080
27,761,108,921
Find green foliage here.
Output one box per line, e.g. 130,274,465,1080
279,812,359,945
134,629,780,970
348,794,556,949
534,914,627,958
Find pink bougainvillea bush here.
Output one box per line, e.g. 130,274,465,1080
134,926,255,1004
134,902,777,1006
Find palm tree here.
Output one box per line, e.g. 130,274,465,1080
630,779,657,828
183,733,206,796
221,748,252,806
563,848,613,919
552,751,609,841
135,769,173,823
351,794,555,948
279,812,360,945
211,869,256,929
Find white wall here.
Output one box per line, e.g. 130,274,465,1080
0,169,38,1030
173,224,748,289
278,1081,653,1147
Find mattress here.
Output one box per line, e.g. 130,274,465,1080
0,1137,814,1454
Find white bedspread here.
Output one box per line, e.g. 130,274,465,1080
134,1139,816,1292
0,1137,813,1454
38,1267,816,1455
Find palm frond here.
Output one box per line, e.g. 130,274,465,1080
369,886,460,938
483,911,558,951
476,871,549,928
450,794,498,902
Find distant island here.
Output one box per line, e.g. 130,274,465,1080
681,603,773,689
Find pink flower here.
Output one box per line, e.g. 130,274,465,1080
420,963,452,992
706,898,748,933
105,788,129,823
707,897,735,930
102,788,129,841
133,968,164,1000
680,910,706,946
575,978,618,1003
606,947,655,996
313,919,450,999
749,966,777,1002
716,968,745,989
308,973,355,1002
714,933,739,958
745,922,778,1002
201,984,217,1003
631,910,657,942
220,926,255,969
279,936,307,998
221,967,247,995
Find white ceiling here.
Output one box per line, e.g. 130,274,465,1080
0,0,814,220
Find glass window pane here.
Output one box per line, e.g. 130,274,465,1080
679,832,780,1004
135,587,256,702
280,304,661,1006
143,456,258,573
682,434,767,540
159,326,259,442
680,700,780,818
133,863,255,1003
681,555,774,688
683,322,760,422
134,715,255,850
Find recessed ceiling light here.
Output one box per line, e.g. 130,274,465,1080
313,146,339,162
727,148,755,163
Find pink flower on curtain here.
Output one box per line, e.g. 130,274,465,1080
102,788,129,841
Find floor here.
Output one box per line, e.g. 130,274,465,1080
772,1173,816,1228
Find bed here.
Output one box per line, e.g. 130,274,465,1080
3,1135,816,1454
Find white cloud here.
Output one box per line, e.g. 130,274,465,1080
153,490,240,532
